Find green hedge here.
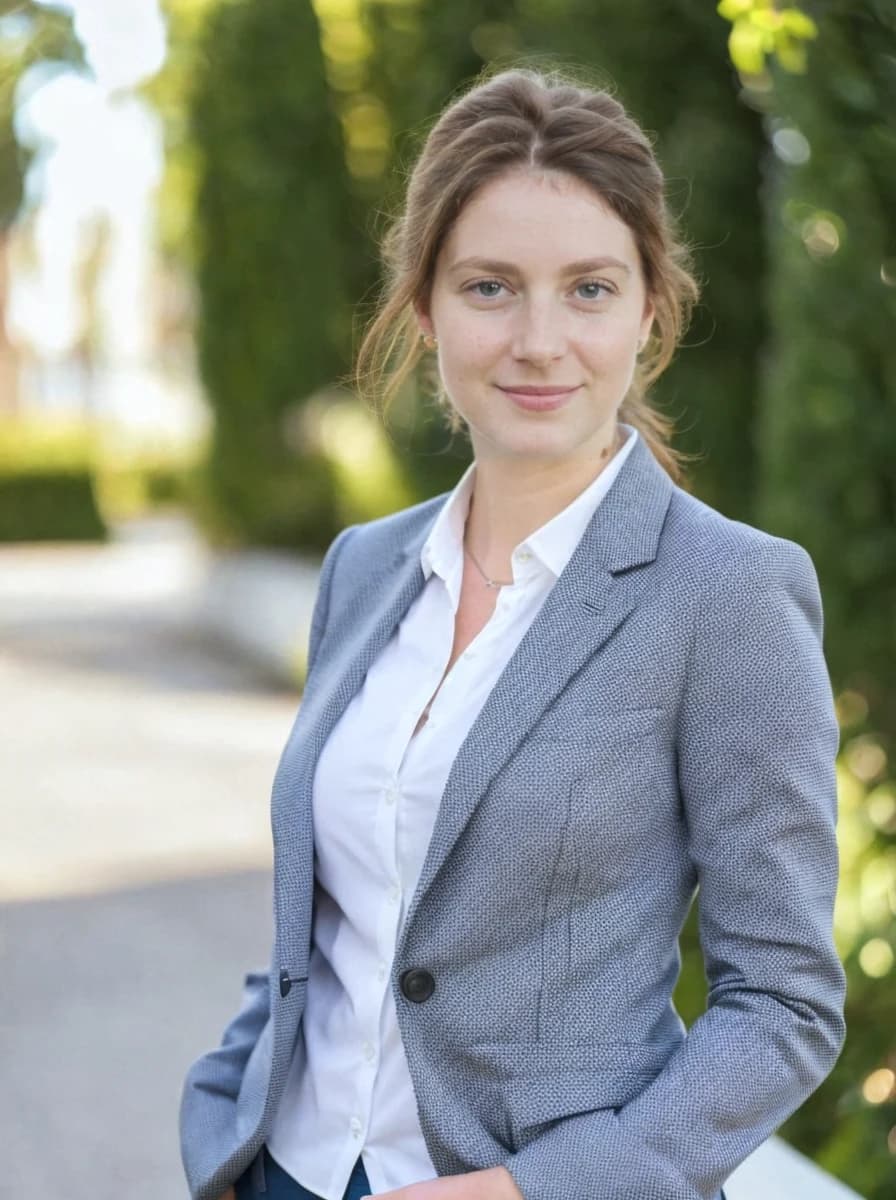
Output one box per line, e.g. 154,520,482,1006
190,0,356,549
0,471,106,542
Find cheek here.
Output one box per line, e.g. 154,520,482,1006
578,321,639,370
438,330,498,394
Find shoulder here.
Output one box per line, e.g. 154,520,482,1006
323,491,449,577
661,483,820,599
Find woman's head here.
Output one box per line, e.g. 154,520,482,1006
355,66,699,480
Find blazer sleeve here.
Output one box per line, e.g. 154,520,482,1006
501,538,847,1200
178,524,355,1175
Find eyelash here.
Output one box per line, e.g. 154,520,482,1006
465,278,615,301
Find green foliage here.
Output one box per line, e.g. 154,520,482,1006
95,457,199,521
0,416,105,541
190,0,357,548
752,7,896,1191
718,0,818,76
0,415,204,531
142,0,220,265
0,471,106,541
758,3,896,724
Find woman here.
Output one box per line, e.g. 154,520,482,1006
179,67,846,1200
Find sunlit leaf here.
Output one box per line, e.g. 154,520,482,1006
780,8,818,39
716,0,755,20
729,20,767,75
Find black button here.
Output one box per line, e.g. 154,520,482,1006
279,969,292,998
400,968,435,1003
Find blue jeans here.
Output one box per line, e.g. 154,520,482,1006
235,1143,728,1200
235,1146,371,1200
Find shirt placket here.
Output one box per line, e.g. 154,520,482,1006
355,584,455,1164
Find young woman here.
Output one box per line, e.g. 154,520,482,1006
179,67,846,1200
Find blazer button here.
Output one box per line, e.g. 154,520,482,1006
279,969,292,998
400,968,435,1003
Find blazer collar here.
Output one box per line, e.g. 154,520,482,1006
397,428,672,583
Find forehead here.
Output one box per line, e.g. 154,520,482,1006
440,168,640,268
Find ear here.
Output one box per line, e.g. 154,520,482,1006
639,296,655,347
414,297,434,339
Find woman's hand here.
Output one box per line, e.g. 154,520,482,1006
362,1166,524,1200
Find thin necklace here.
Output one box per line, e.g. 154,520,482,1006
464,543,514,589
462,431,623,589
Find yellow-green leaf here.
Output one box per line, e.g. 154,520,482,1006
780,8,818,39
717,0,754,20
729,20,768,75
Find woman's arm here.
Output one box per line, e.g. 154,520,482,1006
493,537,846,1200
306,524,357,678
179,524,356,1199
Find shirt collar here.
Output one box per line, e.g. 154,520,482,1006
420,459,476,583
524,423,639,578
420,424,640,584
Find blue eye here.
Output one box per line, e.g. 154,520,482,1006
468,279,505,298
464,278,613,300
576,280,611,300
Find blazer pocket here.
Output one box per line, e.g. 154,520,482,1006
466,1039,673,1151
526,705,664,750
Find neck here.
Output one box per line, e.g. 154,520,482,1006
464,426,624,575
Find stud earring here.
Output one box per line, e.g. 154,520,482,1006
421,332,438,350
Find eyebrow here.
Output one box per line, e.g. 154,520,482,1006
448,255,632,276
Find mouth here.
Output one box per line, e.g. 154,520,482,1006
495,384,580,412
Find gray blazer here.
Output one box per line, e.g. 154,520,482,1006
179,434,846,1200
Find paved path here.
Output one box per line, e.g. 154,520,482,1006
1,518,304,1199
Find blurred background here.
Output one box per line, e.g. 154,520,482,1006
0,1,893,1197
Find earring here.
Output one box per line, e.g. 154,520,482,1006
421,332,438,350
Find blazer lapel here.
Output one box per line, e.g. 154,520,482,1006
271,538,431,957
273,542,427,829
397,436,674,949
304,548,425,754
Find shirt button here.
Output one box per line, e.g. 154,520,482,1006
389,885,400,903
518,549,532,562
363,1041,375,1063
384,786,397,805
377,961,387,980
350,1116,362,1137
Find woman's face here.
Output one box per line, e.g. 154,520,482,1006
417,168,654,467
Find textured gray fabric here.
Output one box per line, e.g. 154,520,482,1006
179,435,846,1200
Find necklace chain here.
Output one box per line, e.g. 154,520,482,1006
463,542,514,589
461,430,624,590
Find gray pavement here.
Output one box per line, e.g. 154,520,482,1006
1,517,306,1199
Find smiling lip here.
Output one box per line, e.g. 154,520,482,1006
496,384,579,411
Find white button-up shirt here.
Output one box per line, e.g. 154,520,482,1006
266,426,640,1197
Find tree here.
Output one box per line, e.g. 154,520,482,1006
190,0,358,548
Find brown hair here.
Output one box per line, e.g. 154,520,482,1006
353,65,699,481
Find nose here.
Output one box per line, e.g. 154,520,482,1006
510,297,567,366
